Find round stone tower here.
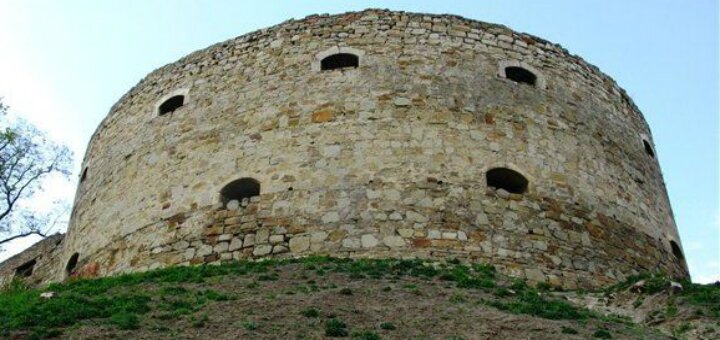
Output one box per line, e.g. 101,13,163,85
58,9,688,289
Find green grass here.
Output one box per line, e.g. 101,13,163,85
561,326,578,334
379,322,396,330
325,318,349,337
593,328,612,338
110,311,140,330
0,256,666,338
301,307,320,318
352,330,381,339
606,272,720,317
484,283,594,320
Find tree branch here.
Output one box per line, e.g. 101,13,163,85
0,230,47,246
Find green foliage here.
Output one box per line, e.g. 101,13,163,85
191,313,209,328
683,280,720,317
486,287,593,320
379,322,396,330
593,328,612,338
325,318,349,337
606,271,720,317
561,326,578,334
0,255,615,337
110,312,140,330
242,319,258,331
352,330,381,340
673,323,692,337
301,307,320,318
449,293,466,303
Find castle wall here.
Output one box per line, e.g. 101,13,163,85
45,10,686,288
0,234,64,287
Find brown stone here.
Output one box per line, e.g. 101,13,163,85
311,110,334,123
412,238,432,248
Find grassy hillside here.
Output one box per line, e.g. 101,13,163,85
0,257,717,339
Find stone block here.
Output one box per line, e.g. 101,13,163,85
289,235,310,252
253,244,272,256
228,237,243,251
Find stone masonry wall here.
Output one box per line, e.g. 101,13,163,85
0,234,64,287
28,9,687,288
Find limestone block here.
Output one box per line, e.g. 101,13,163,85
310,231,328,243
397,228,414,238
256,229,270,243
289,235,310,252
197,244,213,257
361,234,378,248
383,236,406,248
406,210,428,223
342,238,361,249
273,245,288,254
213,242,229,253
427,230,441,239
183,247,196,260
226,200,240,210
253,244,272,256
228,237,243,252
243,234,256,248
322,212,340,223
172,240,190,251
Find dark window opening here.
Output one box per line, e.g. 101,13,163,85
670,240,684,260
14,259,37,278
643,140,655,158
220,177,260,205
66,253,79,277
487,168,529,194
80,167,88,183
505,66,537,86
158,95,185,115
321,53,359,71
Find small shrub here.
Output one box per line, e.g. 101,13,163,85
301,308,320,318
340,288,353,295
191,313,209,328
380,322,396,330
536,282,552,291
593,328,612,338
674,323,692,336
494,287,511,297
242,320,258,331
352,330,381,340
450,293,466,303
326,318,349,337
110,312,140,330
561,326,578,334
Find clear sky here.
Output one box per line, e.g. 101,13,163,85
0,0,717,283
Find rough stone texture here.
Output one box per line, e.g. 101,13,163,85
1,9,688,289
0,234,65,287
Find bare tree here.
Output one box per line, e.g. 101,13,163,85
0,99,72,248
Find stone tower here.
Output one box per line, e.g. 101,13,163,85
2,9,688,289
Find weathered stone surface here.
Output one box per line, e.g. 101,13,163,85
7,9,684,289
383,236,406,248
253,244,272,256
243,234,255,248
289,235,310,252
269,235,284,244
228,238,243,252
361,234,379,248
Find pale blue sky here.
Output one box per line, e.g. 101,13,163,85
0,1,717,282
